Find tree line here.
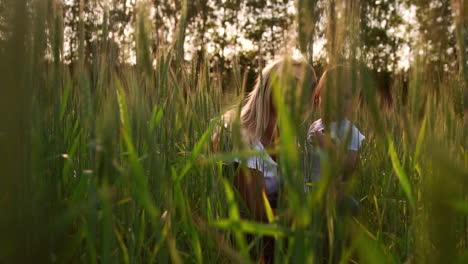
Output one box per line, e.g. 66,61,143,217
1,0,466,93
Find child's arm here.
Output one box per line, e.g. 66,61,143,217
309,120,363,174
343,150,359,182
310,131,360,181
342,124,364,181
313,132,359,182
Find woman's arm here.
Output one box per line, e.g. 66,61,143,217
212,125,270,221
234,167,269,222
212,128,220,152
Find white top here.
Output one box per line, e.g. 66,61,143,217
306,119,365,190
234,142,279,196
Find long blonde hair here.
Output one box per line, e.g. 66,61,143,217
223,56,317,144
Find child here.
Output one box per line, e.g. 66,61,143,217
306,65,365,214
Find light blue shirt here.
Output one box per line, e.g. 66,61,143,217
305,119,365,192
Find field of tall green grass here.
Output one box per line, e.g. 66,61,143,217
0,1,467,263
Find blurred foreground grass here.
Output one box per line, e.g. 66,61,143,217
0,0,467,263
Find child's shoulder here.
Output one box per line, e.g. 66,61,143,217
344,120,365,151
345,120,364,138
330,119,362,134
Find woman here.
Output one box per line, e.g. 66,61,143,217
213,56,317,262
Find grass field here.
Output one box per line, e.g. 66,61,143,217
0,1,467,263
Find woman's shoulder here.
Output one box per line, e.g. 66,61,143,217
211,117,254,152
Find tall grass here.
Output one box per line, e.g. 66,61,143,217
0,0,466,263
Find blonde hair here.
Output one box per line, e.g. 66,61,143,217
224,56,316,144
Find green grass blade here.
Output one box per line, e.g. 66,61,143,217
212,219,294,238
388,137,414,209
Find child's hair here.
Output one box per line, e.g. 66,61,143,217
313,65,359,105
222,56,316,143
313,65,360,122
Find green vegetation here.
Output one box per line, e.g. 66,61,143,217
0,0,467,263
